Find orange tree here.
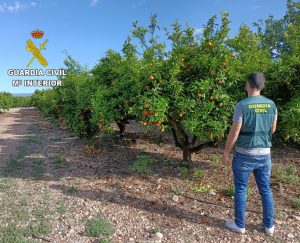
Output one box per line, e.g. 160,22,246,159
254,0,300,143
254,0,299,103
226,25,272,101
32,89,58,116
277,2,300,144
55,56,99,138
0,92,13,110
12,96,32,107
33,56,99,138
130,14,241,166
91,38,142,138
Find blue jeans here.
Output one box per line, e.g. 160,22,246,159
232,151,274,229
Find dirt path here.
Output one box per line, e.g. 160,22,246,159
0,107,37,167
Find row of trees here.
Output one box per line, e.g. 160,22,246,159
32,0,300,166
0,92,32,110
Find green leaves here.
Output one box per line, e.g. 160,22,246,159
281,97,300,143
0,92,13,110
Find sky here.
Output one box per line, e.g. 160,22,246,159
0,0,287,94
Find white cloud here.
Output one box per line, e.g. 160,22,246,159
90,0,99,7
0,1,37,13
195,28,204,35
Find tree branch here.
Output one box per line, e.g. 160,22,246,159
171,128,182,149
190,141,214,153
191,136,197,146
171,119,187,148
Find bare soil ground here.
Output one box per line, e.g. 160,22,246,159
0,108,299,243
0,108,37,167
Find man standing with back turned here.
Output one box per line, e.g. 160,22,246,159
222,72,277,235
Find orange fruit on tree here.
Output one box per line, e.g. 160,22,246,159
143,111,149,117
208,41,213,47
217,80,223,85
144,103,150,108
143,122,147,126
179,112,184,117
155,121,161,126
209,96,215,101
222,62,228,68
149,75,155,81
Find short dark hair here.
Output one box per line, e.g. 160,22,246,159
248,72,265,90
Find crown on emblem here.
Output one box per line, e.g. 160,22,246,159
31,29,44,39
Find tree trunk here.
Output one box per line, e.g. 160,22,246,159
171,119,214,168
182,147,192,168
171,120,192,167
116,122,126,139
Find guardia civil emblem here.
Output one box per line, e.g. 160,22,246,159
26,29,48,68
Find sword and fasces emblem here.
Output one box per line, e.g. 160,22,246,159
26,29,48,68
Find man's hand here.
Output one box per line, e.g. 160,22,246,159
222,152,230,164
222,122,242,165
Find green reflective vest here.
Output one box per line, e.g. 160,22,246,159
236,95,277,148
